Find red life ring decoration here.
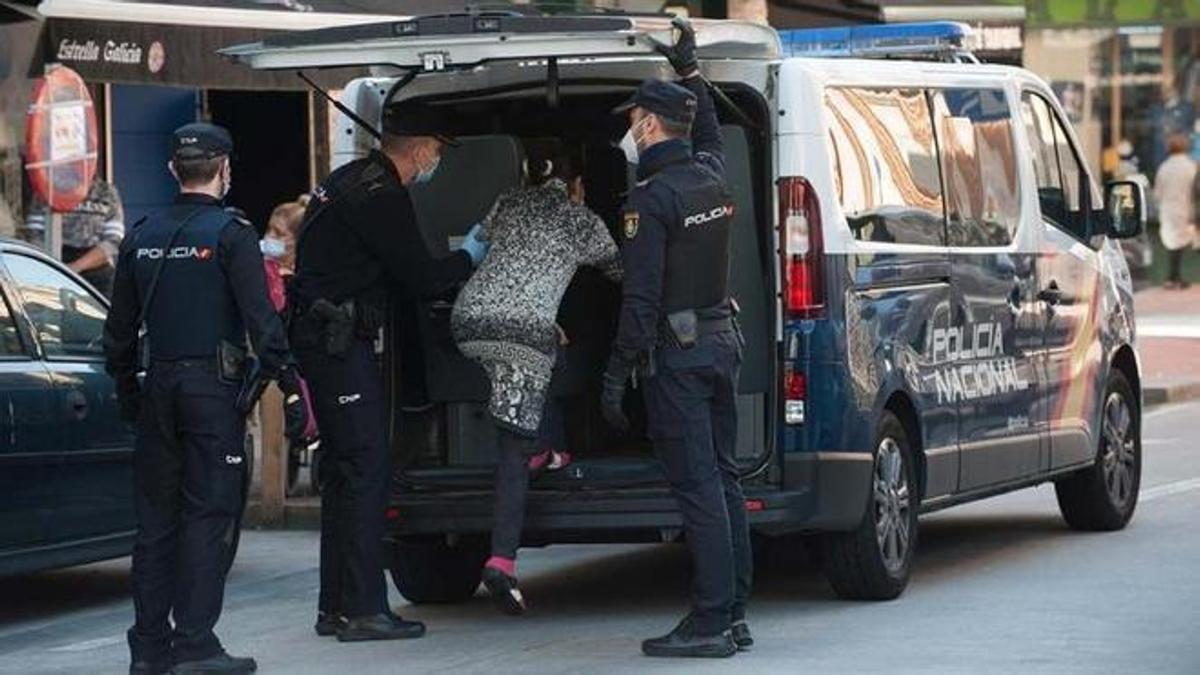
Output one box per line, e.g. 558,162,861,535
24,64,98,213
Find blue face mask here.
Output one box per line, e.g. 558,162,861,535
415,153,441,184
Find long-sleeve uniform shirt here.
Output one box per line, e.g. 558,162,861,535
103,193,293,381
289,150,472,309
613,77,732,362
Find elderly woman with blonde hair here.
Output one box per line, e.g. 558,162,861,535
1153,133,1197,290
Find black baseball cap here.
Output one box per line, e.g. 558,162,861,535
172,122,233,159
382,101,459,147
613,79,698,126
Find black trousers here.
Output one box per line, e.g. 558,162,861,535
296,338,391,619
128,361,247,665
1168,248,1186,283
642,331,753,635
491,427,535,559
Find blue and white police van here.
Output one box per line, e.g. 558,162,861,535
226,17,1146,603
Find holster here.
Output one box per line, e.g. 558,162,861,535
217,340,249,385
664,309,699,350
310,298,357,357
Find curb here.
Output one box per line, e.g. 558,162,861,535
1144,381,1200,407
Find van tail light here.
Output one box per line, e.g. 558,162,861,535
779,176,824,317
784,365,806,425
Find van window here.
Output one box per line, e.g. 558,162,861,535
825,87,945,246
931,89,1021,246
1021,92,1095,240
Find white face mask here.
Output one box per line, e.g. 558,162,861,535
219,162,232,199
260,237,287,260
415,151,441,184
619,116,651,166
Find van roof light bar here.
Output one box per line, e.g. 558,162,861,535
780,21,978,63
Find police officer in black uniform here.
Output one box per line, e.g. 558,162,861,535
104,123,310,675
289,102,487,642
601,20,753,659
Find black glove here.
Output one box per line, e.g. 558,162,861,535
601,354,634,433
654,17,698,77
278,367,311,444
116,375,141,424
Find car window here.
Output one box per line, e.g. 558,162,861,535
3,253,107,359
825,87,946,246
0,291,25,357
930,88,1021,247
1021,92,1097,241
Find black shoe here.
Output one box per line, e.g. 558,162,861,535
731,620,754,650
336,613,426,642
130,661,169,675
482,566,527,616
642,616,736,658
169,651,257,674
314,612,348,637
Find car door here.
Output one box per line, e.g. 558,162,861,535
931,87,1043,491
0,281,62,556
2,252,135,543
1019,92,1106,470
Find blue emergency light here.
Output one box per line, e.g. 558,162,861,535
780,21,976,60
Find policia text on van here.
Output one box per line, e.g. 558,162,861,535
222,17,1146,610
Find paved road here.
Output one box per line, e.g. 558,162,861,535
3,401,1199,674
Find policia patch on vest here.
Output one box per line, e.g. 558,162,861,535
623,211,640,239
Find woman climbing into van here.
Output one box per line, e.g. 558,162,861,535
451,139,622,615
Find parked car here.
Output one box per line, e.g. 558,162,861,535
0,240,134,576
226,19,1146,602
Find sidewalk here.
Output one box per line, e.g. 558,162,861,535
1136,285,1200,405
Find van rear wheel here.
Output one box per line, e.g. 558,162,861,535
388,535,489,605
820,411,918,601
1054,370,1140,531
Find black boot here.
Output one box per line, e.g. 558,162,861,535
642,615,736,658
169,651,257,674
482,566,527,616
314,611,348,637
731,619,754,650
336,613,426,642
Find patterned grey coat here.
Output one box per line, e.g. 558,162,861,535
452,179,621,436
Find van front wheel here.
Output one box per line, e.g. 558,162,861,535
388,535,489,604
820,411,918,601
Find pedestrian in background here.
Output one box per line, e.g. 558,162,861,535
25,177,126,297
103,122,310,675
1153,133,1196,289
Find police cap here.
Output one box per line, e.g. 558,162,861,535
172,122,233,159
613,79,697,126
382,101,459,147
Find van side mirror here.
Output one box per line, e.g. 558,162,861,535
1104,180,1146,239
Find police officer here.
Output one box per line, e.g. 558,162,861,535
601,19,753,658
104,122,310,675
289,102,487,641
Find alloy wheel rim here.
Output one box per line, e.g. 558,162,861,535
874,437,911,574
1101,391,1137,509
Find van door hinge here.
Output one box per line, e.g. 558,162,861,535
420,51,448,71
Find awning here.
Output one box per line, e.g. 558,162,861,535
36,0,416,89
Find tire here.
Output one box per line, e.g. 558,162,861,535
821,410,918,601
1054,370,1141,531
388,535,488,604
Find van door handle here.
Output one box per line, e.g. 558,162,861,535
1038,281,1062,306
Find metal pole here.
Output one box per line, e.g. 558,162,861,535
1110,32,1122,155
49,212,62,260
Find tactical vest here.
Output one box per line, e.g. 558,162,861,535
132,206,245,360
656,162,734,313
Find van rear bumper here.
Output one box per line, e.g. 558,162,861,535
387,453,871,541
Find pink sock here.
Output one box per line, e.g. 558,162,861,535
485,556,516,577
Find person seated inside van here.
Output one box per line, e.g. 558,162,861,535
451,139,622,615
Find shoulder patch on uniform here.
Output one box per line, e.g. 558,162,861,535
623,211,640,239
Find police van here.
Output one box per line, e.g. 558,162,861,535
225,17,1146,603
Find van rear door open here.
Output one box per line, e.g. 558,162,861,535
220,15,778,73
